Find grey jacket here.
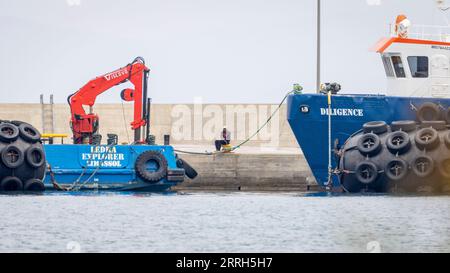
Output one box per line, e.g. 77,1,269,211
221,129,231,141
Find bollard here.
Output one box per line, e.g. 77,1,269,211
164,134,170,145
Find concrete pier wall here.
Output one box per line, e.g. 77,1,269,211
174,153,319,192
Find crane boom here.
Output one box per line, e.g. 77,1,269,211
68,57,150,144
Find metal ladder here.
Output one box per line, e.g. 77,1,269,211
40,94,55,134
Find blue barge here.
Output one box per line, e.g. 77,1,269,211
43,144,187,192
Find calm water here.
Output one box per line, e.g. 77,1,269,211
0,192,449,253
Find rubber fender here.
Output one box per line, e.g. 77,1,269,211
355,161,379,184
444,132,450,149
391,120,417,132
167,176,185,182
25,146,46,168
176,158,198,179
438,158,450,179
412,155,435,178
444,107,450,124
419,120,447,131
386,131,411,154
357,133,382,156
363,121,388,134
17,123,41,143
167,169,186,176
385,159,409,181
1,144,25,169
0,123,20,143
417,102,441,122
0,176,23,191
23,179,45,192
339,119,450,193
0,120,46,187
10,120,24,126
135,151,168,183
415,127,440,150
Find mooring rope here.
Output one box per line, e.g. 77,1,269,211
71,144,116,191
173,149,214,155
231,90,295,151
174,88,301,155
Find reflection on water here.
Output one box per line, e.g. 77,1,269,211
0,191,449,252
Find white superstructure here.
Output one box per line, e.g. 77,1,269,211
375,15,450,97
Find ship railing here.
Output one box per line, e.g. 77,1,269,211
389,23,450,42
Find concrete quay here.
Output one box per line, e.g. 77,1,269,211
172,145,320,192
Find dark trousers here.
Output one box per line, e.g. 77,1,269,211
215,140,230,151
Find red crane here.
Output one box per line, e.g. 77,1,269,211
68,57,150,144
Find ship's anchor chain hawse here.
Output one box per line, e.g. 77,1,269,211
334,101,450,194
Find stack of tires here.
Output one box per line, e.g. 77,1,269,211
339,117,450,194
0,120,46,192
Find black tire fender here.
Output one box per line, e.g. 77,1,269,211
355,161,379,184
167,169,185,176
135,151,168,183
390,120,417,132
176,158,198,179
444,107,450,124
386,131,411,154
419,120,447,131
1,144,24,169
0,176,23,191
415,127,440,150
26,146,46,168
412,155,435,178
0,123,19,143
363,121,388,134
18,123,41,143
10,120,25,126
417,102,441,122
385,159,409,181
357,133,382,156
23,179,45,191
445,132,450,149
167,176,185,182
438,158,450,179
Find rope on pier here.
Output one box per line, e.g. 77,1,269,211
174,88,302,156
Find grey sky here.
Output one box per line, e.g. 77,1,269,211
0,0,447,104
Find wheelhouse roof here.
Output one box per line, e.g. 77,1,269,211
371,37,450,53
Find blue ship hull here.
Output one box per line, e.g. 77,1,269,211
287,93,450,189
43,144,184,192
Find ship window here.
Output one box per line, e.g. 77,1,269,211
382,56,395,77
391,56,406,78
408,56,429,78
